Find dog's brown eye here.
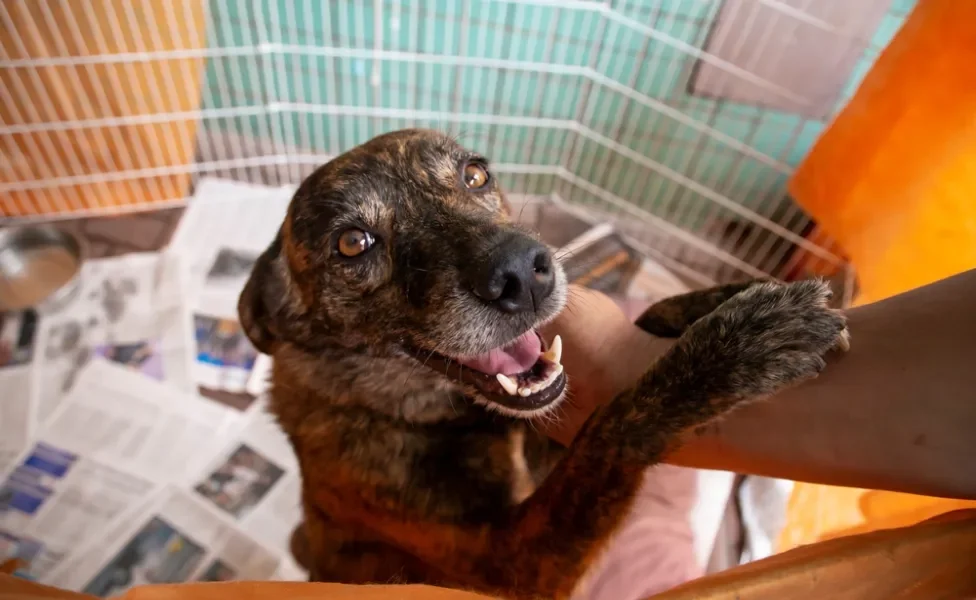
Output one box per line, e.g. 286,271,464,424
337,229,374,257
462,162,489,190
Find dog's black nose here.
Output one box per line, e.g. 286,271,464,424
470,234,555,314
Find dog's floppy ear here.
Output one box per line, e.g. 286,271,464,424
238,236,286,355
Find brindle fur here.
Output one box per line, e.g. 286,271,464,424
238,129,847,599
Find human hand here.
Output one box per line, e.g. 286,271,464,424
539,286,674,444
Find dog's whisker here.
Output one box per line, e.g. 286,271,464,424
553,247,586,262
446,359,461,416
515,198,532,225
450,128,469,144
399,344,437,389
400,357,423,388
421,349,437,370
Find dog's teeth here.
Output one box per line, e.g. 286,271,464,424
836,328,851,352
542,334,563,365
504,360,566,399
496,373,519,395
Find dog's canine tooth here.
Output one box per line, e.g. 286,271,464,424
836,327,851,352
542,334,562,365
496,373,519,395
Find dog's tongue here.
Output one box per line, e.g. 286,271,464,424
457,331,542,376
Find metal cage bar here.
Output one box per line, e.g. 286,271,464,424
0,0,915,291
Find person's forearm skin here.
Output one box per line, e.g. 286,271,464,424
674,270,976,499
572,271,976,500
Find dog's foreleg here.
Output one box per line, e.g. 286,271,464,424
305,281,847,599
635,279,766,337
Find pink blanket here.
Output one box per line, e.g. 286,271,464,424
569,298,701,599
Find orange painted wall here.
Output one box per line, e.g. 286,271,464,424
781,0,976,549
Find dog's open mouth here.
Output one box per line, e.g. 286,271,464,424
414,331,567,414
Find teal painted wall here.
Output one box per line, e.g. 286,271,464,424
198,0,916,231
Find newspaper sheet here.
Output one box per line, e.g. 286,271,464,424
168,178,293,411
185,403,304,558
0,440,155,582
48,486,281,594
169,183,307,578
33,252,192,427
558,224,690,301
1,354,248,582
190,282,271,411
168,177,293,298
0,308,40,474
271,554,308,582
42,359,241,484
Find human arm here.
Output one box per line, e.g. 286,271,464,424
541,270,976,499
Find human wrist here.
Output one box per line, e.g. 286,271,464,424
545,322,674,445
604,326,675,398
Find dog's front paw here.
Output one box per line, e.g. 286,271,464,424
672,279,848,405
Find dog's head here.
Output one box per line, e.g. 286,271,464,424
239,129,568,418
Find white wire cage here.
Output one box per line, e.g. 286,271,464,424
0,0,915,295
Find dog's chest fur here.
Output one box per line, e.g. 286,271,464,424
267,343,563,582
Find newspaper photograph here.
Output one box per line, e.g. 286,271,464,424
187,405,304,556
0,309,39,474
191,285,270,411
204,247,261,294
166,179,290,411
48,486,280,595
42,360,241,484
194,443,285,521
33,252,193,426
0,440,154,582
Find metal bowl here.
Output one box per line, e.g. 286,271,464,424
0,225,84,314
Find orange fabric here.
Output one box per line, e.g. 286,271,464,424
3,511,974,599
0,575,92,600
782,0,976,550
0,578,496,600
654,510,976,600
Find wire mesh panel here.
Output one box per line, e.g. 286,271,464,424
1,1,210,216
0,0,916,289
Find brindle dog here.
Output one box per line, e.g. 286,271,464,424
238,129,848,599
